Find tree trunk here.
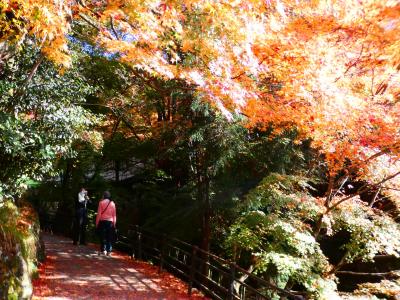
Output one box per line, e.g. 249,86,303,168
196,164,211,252
62,160,72,190
115,160,120,182
197,170,211,280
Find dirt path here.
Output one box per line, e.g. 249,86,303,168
32,233,207,300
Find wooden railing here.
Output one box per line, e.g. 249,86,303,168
116,226,305,300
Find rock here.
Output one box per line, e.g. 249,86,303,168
17,245,33,300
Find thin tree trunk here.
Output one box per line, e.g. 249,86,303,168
369,186,381,207
314,175,334,238
329,250,349,275
166,96,171,121
198,170,211,281
14,54,44,101
200,176,211,252
115,160,120,182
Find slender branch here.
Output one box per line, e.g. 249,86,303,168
313,174,336,238
334,44,364,82
329,250,349,275
314,171,400,238
313,215,324,239
78,12,101,31
110,107,142,141
110,118,121,139
74,102,109,108
369,186,381,207
328,170,400,213
110,16,120,40
325,175,335,207
370,66,375,97
365,149,389,162
25,55,44,84
78,102,142,140
382,186,400,192
336,270,399,277
231,56,267,80
367,144,400,161
14,54,44,102
332,176,349,199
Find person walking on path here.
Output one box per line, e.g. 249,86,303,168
73,187,89,245
96,191,116,256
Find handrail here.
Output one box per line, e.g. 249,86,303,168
117,225,306,300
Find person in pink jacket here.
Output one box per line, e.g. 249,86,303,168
96,191,116,256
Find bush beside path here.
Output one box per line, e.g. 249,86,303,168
32,233,208,300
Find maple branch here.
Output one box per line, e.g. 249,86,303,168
314,171,400,239
370,67,375,97
328,250,349,275
76,0,102,18
325,175,335,207
369,186,381,207
130,67,195,93
14,54,44,101
316,174,349,238
131,69,166,94
231,57,267,80
78,13,101,32
110,107,142,141
365,149,389,163
334,44,364,82
151,9,162,17
375,81,388,95
327,170,400,213
332,176,349,200
75,103,109,108
77,2,115,39
336,270,399,277
77,102,145,140
110,118,122,140
381,186,400,192
110,16,120,40
25,55,44,85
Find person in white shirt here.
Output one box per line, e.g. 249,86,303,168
73,188,89,245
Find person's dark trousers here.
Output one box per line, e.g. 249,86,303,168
98,220,113,253
73,207,87,245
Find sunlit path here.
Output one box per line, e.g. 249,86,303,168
32,233,207,300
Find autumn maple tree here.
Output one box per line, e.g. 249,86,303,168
1,0,400,298
2,0,399,174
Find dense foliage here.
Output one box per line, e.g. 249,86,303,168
1,0,400,299
223,174,400,298
0,44,95,200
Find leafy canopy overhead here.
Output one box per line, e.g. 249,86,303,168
1,0,399,177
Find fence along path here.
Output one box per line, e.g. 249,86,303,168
122,226,305,300
32,233,207,299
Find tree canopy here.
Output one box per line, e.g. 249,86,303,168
1,0,400,299
2,0,399,177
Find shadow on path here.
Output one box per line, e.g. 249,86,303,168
33,233,208,300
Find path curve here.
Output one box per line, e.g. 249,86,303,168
33,233,208,300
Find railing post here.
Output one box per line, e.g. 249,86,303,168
188,245,198,296
137,227,142,260
128,228,134,259
240,285,246,300
228,262,236,300
159,234,166,273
